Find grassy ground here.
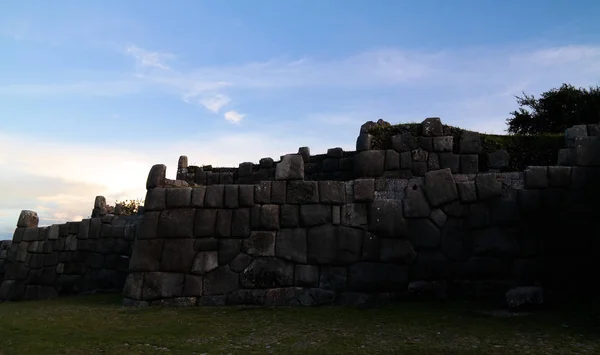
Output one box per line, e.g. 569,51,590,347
0,294,599,355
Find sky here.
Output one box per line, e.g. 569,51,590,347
1,0,599,240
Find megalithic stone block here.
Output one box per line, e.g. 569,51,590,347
275,154,305,180
17,210,39,228
146,164,167,190
178,155,189,169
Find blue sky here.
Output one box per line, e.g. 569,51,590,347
1,0,599,239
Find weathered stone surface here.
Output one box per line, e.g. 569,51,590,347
440,218,468,261
460,154,478,174
423,169,459,207
411,253,449,280
419,136,433,151
194,238,218,251
23,227,41,242
295,265,318,287
348,263,409,292
129,239,163,271
298,147,311,162
380,239,416,263
270,181,286,204
158,209,195,238
243,231,276,256
421,117,443,136
215,209,233,238
362,232,380,261
411,148,428,163
439,153,460,173
506,286,543,309
356,133,372,151
353,179,375,202
191,251,218,275
203,266,239,295
194,209,217,237
472,227,518,257
123,272,144,299
142,272,184,300
408,218,441,249
456,181,477,203
166,187,192,208
275,229,307,263
240,258,294,288
260,205,280,230
223,185,239,208
392,133,418,153
353,150,385,177
369,200,408,238
385,150,400,170
487,150,510,169
318,181,346,204
231,208,251,238
524,166,548,189
565,124,588,148
319,266,347,291
160,239,196,273
300,205,332,227
17,210,39,228
147,164,167,189
276,154,304,180
341,203,368,228
227,289,266,305
218,239,241,265
279,204,299,228
403,183,431,218
238,185,254,207
286,181,319,204
427,152,440,170
259,158,275,168
548,166,571,187
459,131,481,154
475,173,502,200
432,136,452,152
230,253,253,272
205,185,225,208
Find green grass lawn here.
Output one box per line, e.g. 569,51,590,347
0,294,598,355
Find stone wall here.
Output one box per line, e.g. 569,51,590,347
177,117,515,186
0,197,141,301
123,125,600,306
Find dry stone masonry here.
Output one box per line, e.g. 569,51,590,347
2,117,599,308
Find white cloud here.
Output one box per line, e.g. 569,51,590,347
125,45,174,70
198,94,231,113
223,110,245,123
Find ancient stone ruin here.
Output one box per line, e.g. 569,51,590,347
1,117,599,308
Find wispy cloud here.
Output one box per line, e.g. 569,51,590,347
125,45,174,70
223,110,245,123
197,94,231,113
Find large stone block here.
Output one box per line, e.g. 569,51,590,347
191,251,218,275
145,188,166,211
166,187,192,208
403,183,431,218
421,117,443,136
353,179,375,202
385,150,400,170
565,124,588,147
286,181,319,204
142,272,184,300
472,227,518,257
158,209,195,238
270,181,287,204
224,185,239,208
218,239,241,265
380,239,416,263
275,228,307,263
280,204,299,228
17,210,38,229
215,209,233,238
353,150,385,177
318,181,346,204
524,166,548,189
460,154,478,174
300,205,332,227
230,253,253,273
369,200,408,238
254,181,271,204
146,164,168,190
475,173,502,200
361,232,380,261
408,218,441,250
411,252,449,280
275,154,304,180
319,266,347,291
347,263,409,292
356,133,372,151
440,218,468,261
423,169,459,207
183,275,203,297
439,153,460,173
487,150,510,169
392,133,417,153
205,185,225,208
129,239,163,271
459,132,481,154
548,166,571,187
419,136,433,151
307,225,362,265
341,203,368,228
160,239,196,272
238,185,254,207
194,209,217,237
231,208,251,238
457,181,477,203
259,205,280,230
240,258,294,288
243,231,276,256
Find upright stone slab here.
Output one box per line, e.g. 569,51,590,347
275,155,304,180
17,210,39,228
147,164,167,189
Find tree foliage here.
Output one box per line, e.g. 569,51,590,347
115,198,144,215
506,83,600,135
